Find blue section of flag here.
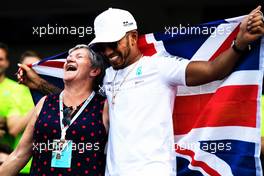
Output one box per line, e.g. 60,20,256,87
154,22,224,59
199,140,256,176
234,40,261,71
38,52,67,64
154,31,209,59
177,157,204,176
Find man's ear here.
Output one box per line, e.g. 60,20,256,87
131,30,138,39
90,68,101,77
129,31,138,46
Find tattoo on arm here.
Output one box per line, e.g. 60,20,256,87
38,79,62,95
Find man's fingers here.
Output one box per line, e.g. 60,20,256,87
249,10,263,19
249,6,261,16
248,26,262,34
247,20,263,30
247,9,264,33
17,68,25,83
18,78,24,84
17,68,22,77
17,63,31,72
248,11,263,23
17,73,21,80
248,14,264,23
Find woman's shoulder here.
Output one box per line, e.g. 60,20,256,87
94,93,106,104
43,93,61,102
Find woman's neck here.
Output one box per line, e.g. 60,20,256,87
63,82,93,107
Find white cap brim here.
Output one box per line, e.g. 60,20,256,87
89,31,126,46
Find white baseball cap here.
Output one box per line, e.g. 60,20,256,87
89,8,137,45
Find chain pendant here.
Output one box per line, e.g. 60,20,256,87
112,94,116,106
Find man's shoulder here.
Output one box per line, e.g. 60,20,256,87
149,51,185,60
2,77,17,86
105,66,114,73
0,77,21,93
4,78,31,94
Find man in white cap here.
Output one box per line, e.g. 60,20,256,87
17,6,264,176
88,7,264,176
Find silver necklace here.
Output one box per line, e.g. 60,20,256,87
111,55,143,106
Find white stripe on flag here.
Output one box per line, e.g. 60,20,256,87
145,33,170,55
176,152,211,176
177,70,261,96
174,126,260,144
33,65,64,78
191,23,239,61
176,144,233,176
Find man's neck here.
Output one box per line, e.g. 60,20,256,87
127,48,143,66
0,74,5,83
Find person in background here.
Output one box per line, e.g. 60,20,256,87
0,44,35,167
20,50,41,66
14,50,42,175
11,50,42,140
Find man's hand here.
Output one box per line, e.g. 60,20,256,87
17,63,43,90
186,5,264,86
17,63,62,94
236,6,264,49
0,152,9,165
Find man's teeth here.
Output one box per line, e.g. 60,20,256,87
110,56,119,61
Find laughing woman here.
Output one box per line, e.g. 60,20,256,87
0,45,109,176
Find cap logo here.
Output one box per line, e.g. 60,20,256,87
123,21,134,27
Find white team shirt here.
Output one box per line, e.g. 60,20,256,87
104,53,190,176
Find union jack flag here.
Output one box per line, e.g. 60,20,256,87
31,15,263,176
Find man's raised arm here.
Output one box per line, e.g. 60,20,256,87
186,6,264,86
17,63,62,95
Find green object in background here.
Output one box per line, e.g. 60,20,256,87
0,78,34,174
0,78,34,118
20,157,32,174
